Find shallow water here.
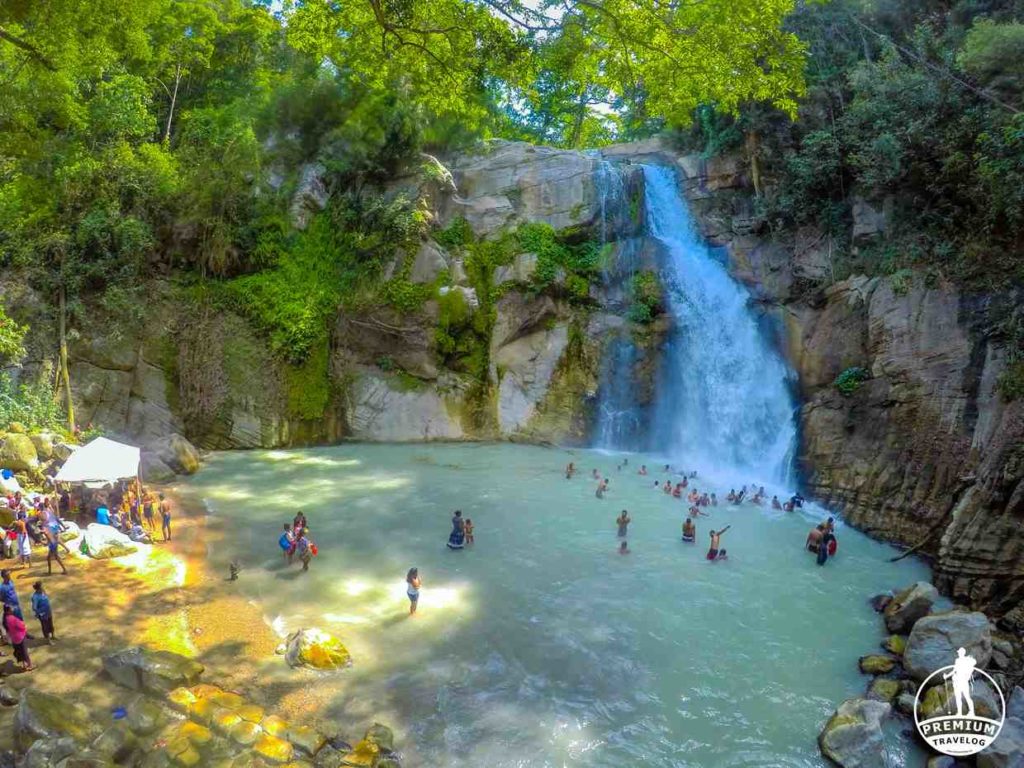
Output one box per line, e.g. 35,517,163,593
180,443,929,767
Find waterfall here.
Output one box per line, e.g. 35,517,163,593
595,164,796,482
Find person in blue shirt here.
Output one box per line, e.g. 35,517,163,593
31,581,55,643
96,505,110,526
0,570,22,620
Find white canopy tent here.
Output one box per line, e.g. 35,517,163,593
54,436,140,485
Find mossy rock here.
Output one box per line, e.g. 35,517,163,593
882,635,907,655
286,724,326,756
363,723,394,753
211,690,245,711
867,678,901,703
212,710,242,735
236,703,265,724
261,714,288,737
167,687,197,713
285,628,352,670
858,654,898,675
178,721,214,746
253,732,295,764
15,688,101,750
228,719,262,746
340,739,379,767
0,432,39,472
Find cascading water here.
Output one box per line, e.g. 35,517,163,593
597,164,797,481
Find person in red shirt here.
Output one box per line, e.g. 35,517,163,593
3,604,33,671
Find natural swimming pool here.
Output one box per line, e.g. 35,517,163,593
179,442,930,767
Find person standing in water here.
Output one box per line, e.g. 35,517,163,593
296,529,314,572
707,526,730,561
596,478,609,498
464,518,475,545
616,510,631,537
406,567,421,615
447,510,466,549
565,462,576,479
682,518,696,543
279,524,294,564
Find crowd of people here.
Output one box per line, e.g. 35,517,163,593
566,460,834,566
0,480,179,674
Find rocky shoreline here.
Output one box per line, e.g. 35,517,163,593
820,581,1024,767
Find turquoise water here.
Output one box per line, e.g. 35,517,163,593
179,443,929,767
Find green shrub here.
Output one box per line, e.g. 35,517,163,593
0,368,64,433
997,360,1024,402
627,270,663,324
834,366,870,396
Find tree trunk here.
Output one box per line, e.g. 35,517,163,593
163,63,182,143
57,282,75,434
745,130,763,197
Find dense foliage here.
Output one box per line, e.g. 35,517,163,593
682,0,1024,287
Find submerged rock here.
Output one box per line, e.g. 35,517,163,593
102,647,205,694
818,697,891,768
904,611,992,681
869,593,893,613
866,678,900,703
859,654,898,675
881,635,907,655
284,628,352,670
883,581,938,634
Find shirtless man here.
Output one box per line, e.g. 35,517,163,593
638,465,648,476
726,489,737,503
616,510,631,537
707,526,730,560
806,524,824,553
596,478,609,499
771,495,782,509
682,518,696,542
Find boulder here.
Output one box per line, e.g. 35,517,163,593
53,441,77,461
22,737,79,768
883,581,939,634
253,732,294,764
82,523,138,559
976,686,1024,768
866,678,900,703
153,433,200,475
140,452,176,484
894,693,916,716
102,647,204,694
15,689,101,751
363,723,394,753
28,432,56,461
859,654,898,675
0,433,38,472
918,675,1003,720
284,628,352,670
58,520,81,543
904,611,992,681
818,697,891,768
881,635,907,655
869,593,893,613
339,739,379,767
409,241,449,284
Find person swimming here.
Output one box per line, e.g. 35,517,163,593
771,495,782,509
726,489,736,503
619,540,630,555
663,481,673,495
672,482,682,498
638,465,648,476
682,518,696,543
707,526,730,560
616,510,631,537
710,493,718,506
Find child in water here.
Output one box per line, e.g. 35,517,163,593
279,524,294,563
464,518,474,545
406,567,421,615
